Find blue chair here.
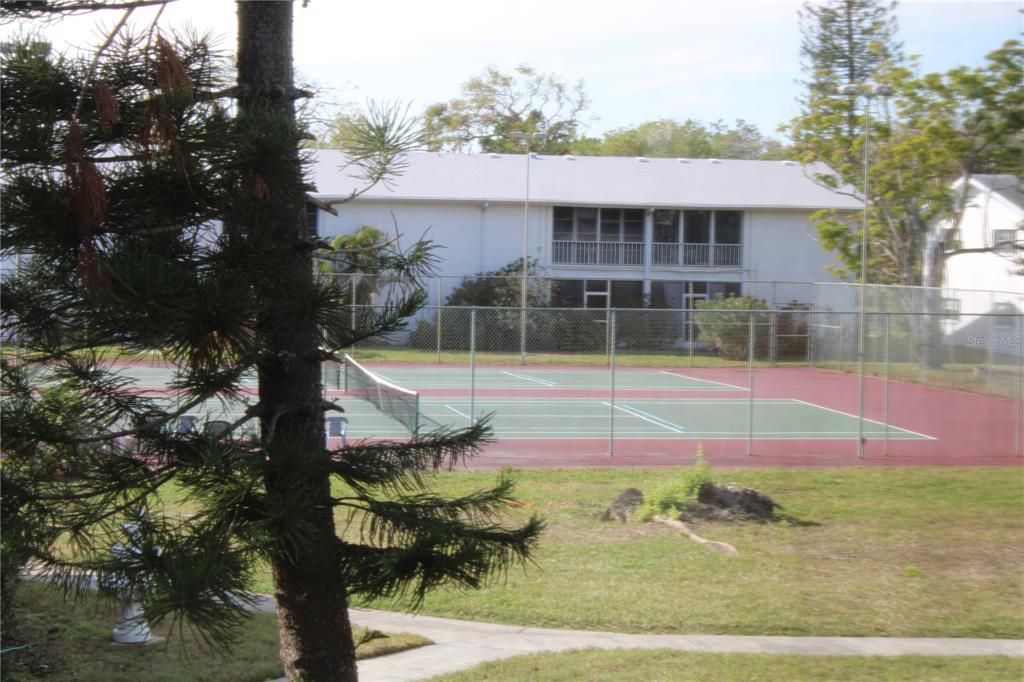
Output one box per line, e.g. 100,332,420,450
325,416,348,447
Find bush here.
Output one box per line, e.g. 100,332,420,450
694,295,769,360
638,449,713,521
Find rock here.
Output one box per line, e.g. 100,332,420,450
695,483,777,520
600,488,644,522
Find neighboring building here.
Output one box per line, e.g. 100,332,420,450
308,150,861,309
942,174,1023,294
938,174,1024,347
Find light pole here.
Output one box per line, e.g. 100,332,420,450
838,81,892,458
510,130,546,364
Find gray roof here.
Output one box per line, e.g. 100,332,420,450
970,174,1024,212
309,150,863,211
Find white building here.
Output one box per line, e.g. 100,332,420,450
938,174,1023,346
308,150,862,308
942,174,1023,297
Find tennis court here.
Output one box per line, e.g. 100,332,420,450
110,354,1019,466
334,395,931,441
328,359,934,445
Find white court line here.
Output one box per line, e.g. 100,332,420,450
444,404,473,421
790,399,937,440
602,402,685,433
658,371,750,391
501,371,557,387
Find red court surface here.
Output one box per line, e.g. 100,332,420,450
114,360,1023,469
409,365,1024,470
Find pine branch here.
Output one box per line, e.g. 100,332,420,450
329,420,492,495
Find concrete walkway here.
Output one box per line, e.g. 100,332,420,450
257,599,1024,682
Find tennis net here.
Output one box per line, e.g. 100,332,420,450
342,354,420,434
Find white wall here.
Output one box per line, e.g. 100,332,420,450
745,210,841,283
321,199,546,304
321,201,841,305
944,190,1023,295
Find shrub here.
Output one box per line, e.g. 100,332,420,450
638,448,713,521
694,295,769,360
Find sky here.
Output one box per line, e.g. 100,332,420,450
4,0,1022,141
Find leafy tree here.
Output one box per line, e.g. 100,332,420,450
790,0,1022,287
422,64,589,154
317,225,394,305
444,257,545,307
0,4,542,682
574,118,790,160
794,41,1023,285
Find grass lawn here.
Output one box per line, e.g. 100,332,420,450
1,581,431,682
426,648,1024,682
287,466,1024,639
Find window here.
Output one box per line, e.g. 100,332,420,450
941,298,960,320
715,211,742,244
708,282,742,298
305,204,319,238
553,207,574,241
684,210,711,243
653,210,679,243
600,209,622,242
993,229,1017,254
611,280,644,308
623,209,644,242
993,302,1017,329
550,279,644,308
551,279,583,307
650,281,684,308
576,208,597,241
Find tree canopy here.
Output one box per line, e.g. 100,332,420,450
789,0,1022,286
0,4,542,681
422,64,588,154
573,118,790,160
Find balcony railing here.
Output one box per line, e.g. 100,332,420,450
651,242,742,267
552,241,644,266
552,241,742,267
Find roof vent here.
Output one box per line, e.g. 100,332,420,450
677,158,690,163
489,153,501,159
565,155,577,161
781,160,798,166
636,156,649,163
709,158,722,164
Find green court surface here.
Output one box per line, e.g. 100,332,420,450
321,396,934,441
330,365,747,392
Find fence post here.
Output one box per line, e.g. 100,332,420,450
436,279,443,364
747,310,756,457
609,310,617,457
605,308,612,368
1016,323,1023,456
986,314,994,393
807,285,816,367
688,281,695,367
884,312,891,456
769,282,777,367
470,307,477,424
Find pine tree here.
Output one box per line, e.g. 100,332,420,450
0,3,543,680
792,0,903,189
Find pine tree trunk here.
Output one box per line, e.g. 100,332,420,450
236,2,358,679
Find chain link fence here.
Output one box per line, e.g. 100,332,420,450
333,304,1022,458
